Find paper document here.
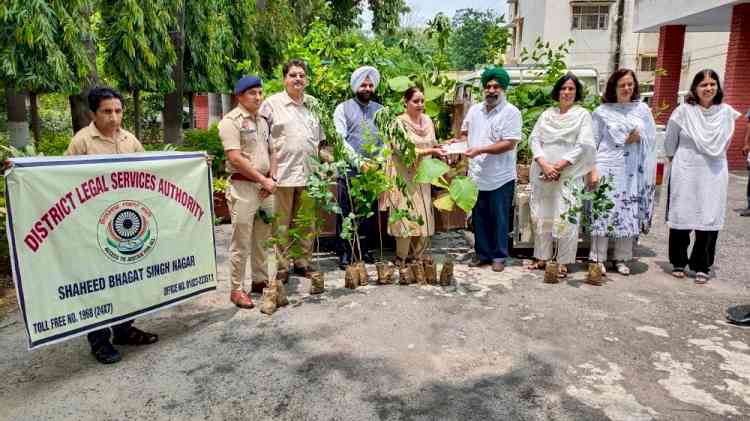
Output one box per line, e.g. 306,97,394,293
444,141,468,154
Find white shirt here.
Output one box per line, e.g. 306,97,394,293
462,100,523,191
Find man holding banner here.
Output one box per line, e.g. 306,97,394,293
64,87,158,364
219,76,276,309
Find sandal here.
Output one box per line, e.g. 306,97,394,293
671,268,686,279
558,264,568,279
112,327,159,346
695,272,709,284
527,260,546,270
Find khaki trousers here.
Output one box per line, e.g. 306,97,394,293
227,180,273,291
395,236,428,260
274,186,313,270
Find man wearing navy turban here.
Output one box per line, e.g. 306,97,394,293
458,66,522,272
332,66,384,269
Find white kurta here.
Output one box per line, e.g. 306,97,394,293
665,103,741,231
529,106,596,263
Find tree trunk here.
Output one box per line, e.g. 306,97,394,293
221,93,233,114
208,93,222,126
69,4,99,133
133,89,142,141
187,93,195,129
5,87,30,148
163,3,186,145
29,92,42,143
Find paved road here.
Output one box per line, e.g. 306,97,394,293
1,174,749,421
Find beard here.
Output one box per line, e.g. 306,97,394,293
484,93,501,107
356,91,372,103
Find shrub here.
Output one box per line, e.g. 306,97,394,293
36,132,71,156
181,125,225,175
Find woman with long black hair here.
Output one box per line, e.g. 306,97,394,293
665,69,741,284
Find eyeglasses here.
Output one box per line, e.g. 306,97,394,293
287,73,306,79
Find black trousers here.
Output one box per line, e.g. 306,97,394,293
87,321,133,348
335,177,379,261
668,229,718,273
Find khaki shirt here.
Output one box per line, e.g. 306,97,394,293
65,122,144,156
260,91,324,187
218,104,271,175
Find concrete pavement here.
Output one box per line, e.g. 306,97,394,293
1,174,749,420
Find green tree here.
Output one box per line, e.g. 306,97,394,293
368,0,409,35
164,1,186,144
99,0,178,140
448,8,509,70
226,0,261,82
183,0,234,127
255,0,297,74
0,0,94,143
425,13,452,70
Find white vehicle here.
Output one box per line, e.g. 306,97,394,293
640,90,689,107
456,66,601,95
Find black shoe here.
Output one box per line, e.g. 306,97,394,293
91,341,122,364
338,254,351,270
740,208,750,217
363,253,376,264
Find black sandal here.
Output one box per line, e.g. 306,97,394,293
91,341,122,364
112,327,159,346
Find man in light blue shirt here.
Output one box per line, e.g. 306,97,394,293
459,67,522,271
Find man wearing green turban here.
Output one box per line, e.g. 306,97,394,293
480,67,510,91
457,66,522,272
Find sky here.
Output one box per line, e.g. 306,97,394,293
402,0,510,26
361,0,510,29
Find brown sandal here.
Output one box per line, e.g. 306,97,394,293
558,265,568,279
671,268,686,279
527,260,546,270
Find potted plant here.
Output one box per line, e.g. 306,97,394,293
212,177,230,222
550,175,615,285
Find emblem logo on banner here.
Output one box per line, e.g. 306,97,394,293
97,200,158,264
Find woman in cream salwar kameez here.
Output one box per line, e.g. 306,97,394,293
386,87,446,266
528,73,596,280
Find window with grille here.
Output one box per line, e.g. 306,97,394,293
571,4,610,30
640,56,657,72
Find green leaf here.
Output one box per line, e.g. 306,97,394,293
433,192,455,211
424,85,444,101
415,158,450,184
388,76,412,92
448,176,479,212
424,101,440,118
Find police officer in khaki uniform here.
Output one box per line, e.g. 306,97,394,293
219,76,277,309
65,87,158,364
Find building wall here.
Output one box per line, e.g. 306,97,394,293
634,0,740,32
512,0,548,56
680,32,730,90
509,0,729,92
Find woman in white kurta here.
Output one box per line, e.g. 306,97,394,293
665,69,741,284
588,69,657,276
528,74,596,279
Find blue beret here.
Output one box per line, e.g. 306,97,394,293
234,76,262,95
